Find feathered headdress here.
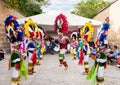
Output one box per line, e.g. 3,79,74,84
54,13,68,34
24,19,44,39
80,21,94,42
70,30,78,40
95,17,110,45
38,26,45,39
4,15,24,43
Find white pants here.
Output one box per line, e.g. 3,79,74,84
84,55,89,62
60,49,66,54
11,67,19,78
97,66,104,77
28,52,33,63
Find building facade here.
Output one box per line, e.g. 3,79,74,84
93,0,120,48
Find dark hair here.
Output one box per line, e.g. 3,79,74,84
114,45,118,49
110,51,113,54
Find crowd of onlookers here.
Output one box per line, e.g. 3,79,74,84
90,43,120,68
44,35,60,55
1,36,120,69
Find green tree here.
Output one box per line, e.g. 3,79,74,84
3,0,50,16
71,0,110,18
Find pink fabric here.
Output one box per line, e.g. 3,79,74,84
54,13,68,34
72,42,77,48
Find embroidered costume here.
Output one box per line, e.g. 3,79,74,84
9,42,21,85
82,40,90,75
27,39,36,75
57,33,69,70
70,30,78,60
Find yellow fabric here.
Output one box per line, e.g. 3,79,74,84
80,22,94,42
94,38,98,44
24,19,40,38
71,47,74,55
59,57,64,60
11,76,20,83
41,46,45,54
11,22,14,28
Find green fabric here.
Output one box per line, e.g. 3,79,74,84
100,52,106,59
86,65,95,80
35,41,40,48
84,62,88,65
99,62,105,66
91,64,99,85
11,52,20,67
86,64,99,85
78,41,82,50
59,54,64,57
20,59,27,80
97,77,104,82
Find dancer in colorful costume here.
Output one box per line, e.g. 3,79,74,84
96,52,107,85
24,19,40,75
27,38,36,75
57,32,69,70
5,15,27,85
9,42,21,85
86,48,107,85
35,26,45,64
78,38,83,64
70,30,78,60
82,40,90,75
54,13,69,70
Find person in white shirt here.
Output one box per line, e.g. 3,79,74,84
104,38,108,48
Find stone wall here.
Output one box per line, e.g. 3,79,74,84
0,0,24,52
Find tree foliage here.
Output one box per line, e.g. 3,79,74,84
4,0,50,16
71,0,110,18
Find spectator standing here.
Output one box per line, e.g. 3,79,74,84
45,39,51,54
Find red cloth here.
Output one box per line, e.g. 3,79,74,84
15,64,20,70
30,51,37,64
84,34,88,40
118,57,120,64
58,38,69,49
78,49,84,65
30,32,34,38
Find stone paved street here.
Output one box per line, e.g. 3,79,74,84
0,54,120,85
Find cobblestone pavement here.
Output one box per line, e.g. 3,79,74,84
0,54,120,85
